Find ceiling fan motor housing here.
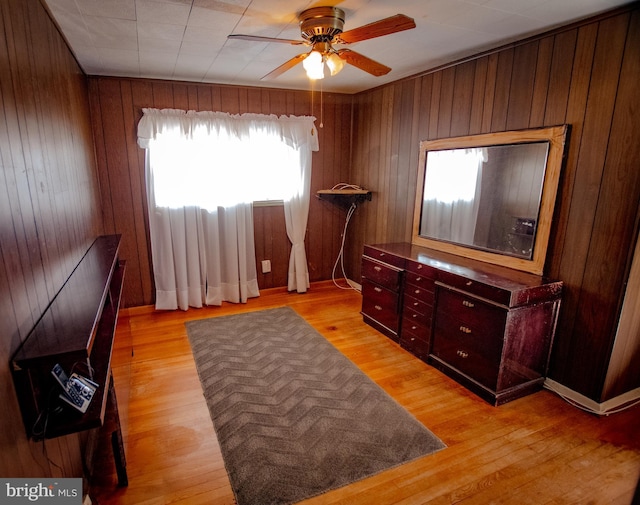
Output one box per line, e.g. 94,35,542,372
299,7,345,43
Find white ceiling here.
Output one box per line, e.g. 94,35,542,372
43,0,631,94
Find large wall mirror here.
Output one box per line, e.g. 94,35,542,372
412,125,569,275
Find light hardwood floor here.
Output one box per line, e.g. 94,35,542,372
90,281,640,505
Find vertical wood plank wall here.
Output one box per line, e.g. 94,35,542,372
0,0,104,479
348,5,640,402
88,77,353,307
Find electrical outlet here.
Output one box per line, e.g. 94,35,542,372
261,259,271,274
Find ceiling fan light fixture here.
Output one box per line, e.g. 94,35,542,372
303,50,325,80
326,52,345,76
235,8,416,82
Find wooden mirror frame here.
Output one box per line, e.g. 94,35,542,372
412,125,569,275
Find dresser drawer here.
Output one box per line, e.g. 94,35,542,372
436,286,507,335
401,294,433,360
404,282,435,305
361,280,400,333
433,310,504,362
362,257,402,292
401,312,431,342
431,329,500,390
363,246,405,269
401,269,434,361
402,297,432,325
400,328,430,360
434,287,505,368
405,270,436,292
406,259,437,279
404,294,433,316
437,271,511,307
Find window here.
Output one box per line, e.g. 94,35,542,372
137,108,320,304
148,121,302,210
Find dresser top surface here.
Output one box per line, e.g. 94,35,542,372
367,242,562,293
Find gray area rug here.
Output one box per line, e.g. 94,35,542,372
185,306,445,505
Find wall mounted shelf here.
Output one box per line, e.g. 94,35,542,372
317,188,372,204
10,234,128,485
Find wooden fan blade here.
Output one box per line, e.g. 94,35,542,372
336,49,391,76
228,34,306,45
262,53,309,80
336,14,416,44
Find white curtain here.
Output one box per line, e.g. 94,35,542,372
422,148,486,244
281,121,315,293
138,108,318,310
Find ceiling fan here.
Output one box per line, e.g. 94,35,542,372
228,7,416,80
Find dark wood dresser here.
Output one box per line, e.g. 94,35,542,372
361,242,562,405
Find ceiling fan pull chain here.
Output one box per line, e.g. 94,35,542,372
320,79,324,129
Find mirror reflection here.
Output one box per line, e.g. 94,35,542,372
419,142,549,260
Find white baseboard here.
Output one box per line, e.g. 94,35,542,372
348,279,362,292
544,378,640,415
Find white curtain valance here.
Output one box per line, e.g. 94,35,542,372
137,108,319,152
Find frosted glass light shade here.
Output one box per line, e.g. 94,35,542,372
326,53,345,76
303,51,324,80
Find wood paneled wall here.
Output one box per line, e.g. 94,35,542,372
0,0,103,479
348,5,640,402
88,77,353,307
